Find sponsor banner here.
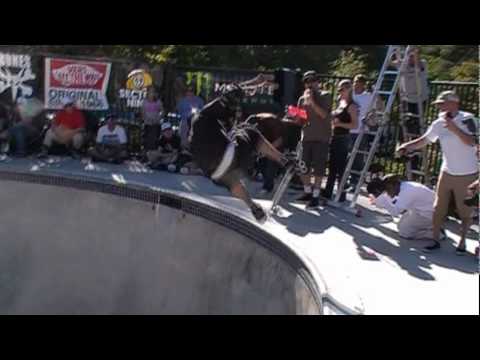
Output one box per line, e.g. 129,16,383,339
119,69,153,108
44,58,111,110
0,52,37,102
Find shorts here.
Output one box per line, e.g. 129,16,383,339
302,141,329,177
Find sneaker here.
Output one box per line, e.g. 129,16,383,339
37,148,49,159
439,228,447,241
297,193,313,202
251,203,267,223
180,167,190,175
455,244,467,256
422,241,441,253
306,197,320,209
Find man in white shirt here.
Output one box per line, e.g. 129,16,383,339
89,113,128,164
397,91,478,254
367,175,443,240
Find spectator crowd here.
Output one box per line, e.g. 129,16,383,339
0,50,478,257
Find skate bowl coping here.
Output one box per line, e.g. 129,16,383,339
0,170,329,315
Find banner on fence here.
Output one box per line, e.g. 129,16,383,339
118,69,154,108
0,53,37,103
44,58,112,110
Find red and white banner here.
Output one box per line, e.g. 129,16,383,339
44,58,111,110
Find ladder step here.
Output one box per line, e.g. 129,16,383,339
364,131,379,136
410,170,426,175
377,91,393,96
383,71,399,76
401,113,421,119
355,150,370,156
350,170,362,175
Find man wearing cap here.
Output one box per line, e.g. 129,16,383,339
296,71,333,208
89,113,128,164
146,122,183,172
397,91,478,254
38,97,86,159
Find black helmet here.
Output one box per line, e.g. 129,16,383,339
222,83,244,108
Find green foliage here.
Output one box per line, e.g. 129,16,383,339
420,45,478,81
1,45,477,82
329,49,369,78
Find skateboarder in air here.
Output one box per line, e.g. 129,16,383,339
188,75,293,222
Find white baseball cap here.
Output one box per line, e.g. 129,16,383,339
62,97,75,106
161,122,172,131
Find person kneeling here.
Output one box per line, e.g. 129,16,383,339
146,122,182,172
89,113,128,164
367,175,445,241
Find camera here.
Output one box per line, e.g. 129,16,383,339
464,194,479,208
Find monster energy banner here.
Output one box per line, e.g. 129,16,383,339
0,53,37,103
179,68,279,114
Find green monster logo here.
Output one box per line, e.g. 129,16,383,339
185,71,214,101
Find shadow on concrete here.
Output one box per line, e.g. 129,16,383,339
274,199,478,281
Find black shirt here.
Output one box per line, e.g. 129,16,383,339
332,101,357,136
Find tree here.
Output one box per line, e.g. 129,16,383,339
328,49,369,78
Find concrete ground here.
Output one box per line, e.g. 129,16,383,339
1,154,478,315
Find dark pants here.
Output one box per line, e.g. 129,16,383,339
144,125,161,151
324,135,351,202
9,124,39,156
89,145,128,163
261,158,280,192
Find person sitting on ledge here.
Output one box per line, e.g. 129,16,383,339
38,97,86,159
146,122,183,172
0,98,48,157
88,113,128,164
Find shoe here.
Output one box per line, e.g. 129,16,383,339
251,203,267,223
455,244,467,256
297,193,313,202
439,228,447,241
306,197,320,209
180,167,190,175
37,148,49,159
422,241,441,253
